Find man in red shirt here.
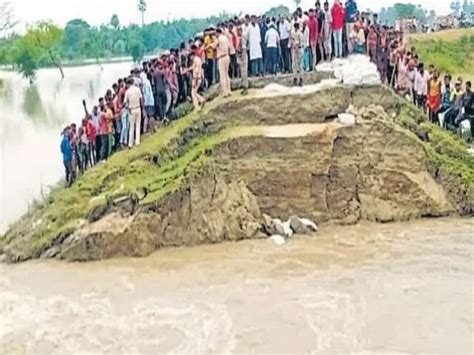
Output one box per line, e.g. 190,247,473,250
84,115,97,166
331,0,345,58
308,9,319,70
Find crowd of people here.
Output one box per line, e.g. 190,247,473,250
60,0,474,186
388,50,473,135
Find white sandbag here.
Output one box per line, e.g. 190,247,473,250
269,235,286,246
315,62,334,72
263,83,289,93
300,218,318,232
337,113,356,126
282,221,294,238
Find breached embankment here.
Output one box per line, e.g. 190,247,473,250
1,66,473,263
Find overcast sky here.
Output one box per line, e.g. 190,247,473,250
12,0,450,29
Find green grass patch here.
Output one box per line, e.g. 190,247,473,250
409,29,474,82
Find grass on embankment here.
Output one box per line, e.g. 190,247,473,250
0,93,263,259
398,104,474,193
409,29,474,83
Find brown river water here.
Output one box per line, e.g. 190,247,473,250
1,218,472,354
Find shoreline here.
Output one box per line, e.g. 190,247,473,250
0,54,158,72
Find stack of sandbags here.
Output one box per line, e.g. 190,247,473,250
263,215,318,246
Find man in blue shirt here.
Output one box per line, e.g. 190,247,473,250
60,126,74,187
142,72,155,132
345,0,358,54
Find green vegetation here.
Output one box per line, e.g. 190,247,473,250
422,123,474,186
397,103,474,205
12,22,64,81
0,11,232,80
409,29,474,82
264,5,290,18
379,3,436,26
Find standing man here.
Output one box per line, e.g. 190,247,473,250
227,22,238,79
315,1,325,63
143,73,155,132
265,22,280,75
154,61,168,123
332,0,345,58
239,18,250,94
289,23,305,86
91,105,101,160
124,78,143,148
323,1,333,61
414,63,429,113
345,0,358,55
188,44,206,110
98,105,109,161
215,28,232,97
308,9,319,70
204,28,217,86
260,16,269,75
279,16,291,73
61,126,73,187
248,16,263,77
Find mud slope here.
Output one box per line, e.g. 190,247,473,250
1,83,473,262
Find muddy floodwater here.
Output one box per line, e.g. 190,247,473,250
0,218,472,354
0,63,134,234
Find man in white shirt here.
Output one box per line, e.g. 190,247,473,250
278,16,291,73
265,23,280,75
414,63,429,112
248,16,263,76
124,78,143,148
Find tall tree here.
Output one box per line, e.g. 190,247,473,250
265,5,290,18
293,0,302,9
62,19,91,59
23,22,65,79
451,0,461,15
0,2,16,33
462,0,469,13
110,14,120,30
84,30,104,70
393,3,416,18
138,0,147,27
13,37,40,83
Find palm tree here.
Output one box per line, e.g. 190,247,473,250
137,0,147,27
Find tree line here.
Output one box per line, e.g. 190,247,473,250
0,12,232,82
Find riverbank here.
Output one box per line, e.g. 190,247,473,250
1,66,473,263
0,54,157,72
